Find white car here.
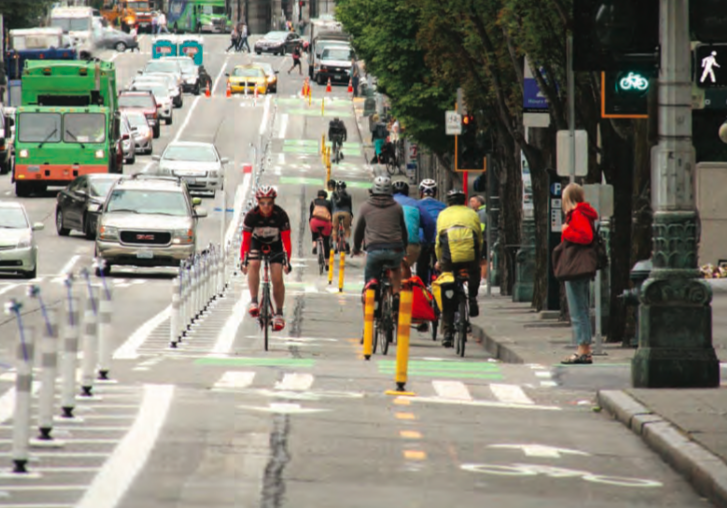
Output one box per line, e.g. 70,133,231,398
123,110,153,155
0,201,44,279
130,83,173,125
153,141,228,197
131,73,183,108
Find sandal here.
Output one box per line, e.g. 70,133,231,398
561,353,593,365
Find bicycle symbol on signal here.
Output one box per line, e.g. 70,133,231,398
619,72,649,92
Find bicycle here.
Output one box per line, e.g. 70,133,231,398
315,226,327,276
448,268,470,357
257,245,276,351
373,268,397,355
331,137,343,165
334,218,346,254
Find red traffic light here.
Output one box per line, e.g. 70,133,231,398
463,114,474,125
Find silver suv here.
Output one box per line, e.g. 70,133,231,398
94,176,207,276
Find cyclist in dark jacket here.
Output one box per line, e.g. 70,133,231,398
332,180,353,253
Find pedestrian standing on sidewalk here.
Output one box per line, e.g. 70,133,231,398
558,183,599,365
129,24,139,52
351,58,360,97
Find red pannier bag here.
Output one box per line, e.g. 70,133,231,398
409,276,437,322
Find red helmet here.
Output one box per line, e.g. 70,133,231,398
255,185,277,200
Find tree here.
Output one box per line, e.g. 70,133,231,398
2,0,56,31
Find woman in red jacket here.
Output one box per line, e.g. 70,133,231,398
560,183,599,364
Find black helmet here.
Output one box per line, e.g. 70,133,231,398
336,180,347,190
327,179,336,188
446,188,466,206
392,180,409,195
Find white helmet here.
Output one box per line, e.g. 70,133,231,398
372,175,392,195
419,179,437,197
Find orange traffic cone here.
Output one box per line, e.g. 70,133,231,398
302,77,311,98
254,85,259,103
347,79,353,94
205,82,210,98
226,81,232,98
326,78,332,93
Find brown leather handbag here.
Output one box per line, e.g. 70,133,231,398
552,239,598,281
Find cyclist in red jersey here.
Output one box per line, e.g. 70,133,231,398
240,186,292,331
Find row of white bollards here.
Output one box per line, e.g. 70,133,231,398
170,243,228,348
4,264,115,474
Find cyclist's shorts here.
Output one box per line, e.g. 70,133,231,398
247,238,287,264
309,218,332,236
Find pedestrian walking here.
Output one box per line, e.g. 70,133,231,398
157,11,170,34
288,46,303,75
151,14,158,35
237,23,251,52
226,27,240,53
129,24,139,52
554,183,599,365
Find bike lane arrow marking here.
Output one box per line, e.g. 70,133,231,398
488,444,591,458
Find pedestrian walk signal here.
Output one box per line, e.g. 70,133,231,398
696,44,727,88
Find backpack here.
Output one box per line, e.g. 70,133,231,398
401,205,421,245
312,202,331,221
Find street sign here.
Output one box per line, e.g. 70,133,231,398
556,130,588,177
584,184,614,218
445,110,461,135
696,44,727,88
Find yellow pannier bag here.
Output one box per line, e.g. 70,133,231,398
432,271,455,311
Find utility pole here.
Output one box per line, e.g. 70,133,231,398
632,0,720,388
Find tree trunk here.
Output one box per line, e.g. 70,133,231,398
496,131,521,296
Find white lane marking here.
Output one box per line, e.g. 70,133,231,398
113,306,171,360
208,293,249,356
0,284,20,297
0,505,74,507
239,402,328,414
304,285,318,294
275,373,314,391
109,53,120,62
225,173,251,246
489,384,534,405
488,444,590,458
259,94,272,136
213,371,255,389
76,384,174,508
432,380,473,401
278,113,288,139
0,486,86,491
138,160,155,174
411,396,560,411
57,254,80,277
540,380,558,388
277,153,285,164
535,371,552,378
212,57,230,94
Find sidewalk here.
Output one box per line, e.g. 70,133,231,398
471,285,727,508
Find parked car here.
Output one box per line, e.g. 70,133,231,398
95,175,207,276
254,31,302,56
0,201,44,279
120,114,135,164
129,83,173,125
123,110,153,155
95,27,138,52
226,65,268,96
118,90,160,138
315,45,354,84
55,173,124,239
153,141,228,197
163,56,201,95
0,109,13,175
254,62,279,93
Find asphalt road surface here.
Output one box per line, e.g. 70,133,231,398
0,35,711,508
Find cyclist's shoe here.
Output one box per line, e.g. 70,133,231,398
469,298,480,318
248,301,260,318
272,314,286,332
345,242,351,255
442,334,454,348
312,245,317,255
416,322,429,332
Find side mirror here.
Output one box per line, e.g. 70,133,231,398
194,206,208,218
152,155,161,161
191,197,202,206
220,157,229,164
87,203,101,213
32,223,45,231
121,134,130,140
225,72,230,77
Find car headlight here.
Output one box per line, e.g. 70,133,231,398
98,225,118,241
19,149,29,158
16,235,31,249
267,76,275,83
172,228,194,245
87,203,101,213
95,149,105,159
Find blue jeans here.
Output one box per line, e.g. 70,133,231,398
565,278,592,346
364,249,404,283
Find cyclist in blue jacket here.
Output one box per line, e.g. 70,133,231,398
392,180,436,276
417,179,446,283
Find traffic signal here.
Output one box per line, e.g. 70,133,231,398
692,0,727,42
456,114,488,172
573,0,659,71
695,44,727,88
601,69,654,118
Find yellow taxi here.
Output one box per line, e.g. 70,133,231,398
226,65,268,95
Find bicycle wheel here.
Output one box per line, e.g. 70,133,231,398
262,284,271,351
456,296,467,357
431,316,438,341
379,294,391,355
318,239,325,275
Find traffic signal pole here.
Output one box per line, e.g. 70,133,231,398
631,0,720,388
567,34,576,184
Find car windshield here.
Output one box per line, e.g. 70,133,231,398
127,1,149,10
233,67,263,78
64,113,106,143
144,60,180,75
51,17,91,32
105,189,189,216
256,63,274,76
266,32,287,41
11,34,62,50
119,94,154,108
0,209,29,229
162,145,217,162
125,112,148,128
172,58,196,72
322,48,351,61
89,178,118,197
18,113,62,143
135,77,171,88
201,5,226,15
133,85,169,100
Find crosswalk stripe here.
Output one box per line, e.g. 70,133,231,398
213,371,256,389
489,383,534,405
432,380,473,401
275,373,314,391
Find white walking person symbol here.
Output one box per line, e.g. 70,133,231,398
701,50,720,83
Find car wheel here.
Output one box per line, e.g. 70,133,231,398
115,41,127,52
95,261,111,277
22,265,37,280
56,209,70,236
165,116,172,126
15,181,31,197
256,50,262,55
128,151,136,165
153,124,160,138
83,214,96,240
194,83,200,96
0,157,9,175
317,74,324,85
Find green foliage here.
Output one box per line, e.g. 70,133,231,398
336,0,454,155
2,0,56,31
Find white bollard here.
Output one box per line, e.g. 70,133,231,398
97,281,114,380
12,324,35,473
80,286,98,397
219,244,226,296
60,294,80,418
181,263,190,337
170,277,181,348
192,257,200,321
36,308,60,443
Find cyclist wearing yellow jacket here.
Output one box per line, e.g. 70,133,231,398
435,189,483,347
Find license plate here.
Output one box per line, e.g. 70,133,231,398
183,177,197,184
137,250,153,259
334,74,341,80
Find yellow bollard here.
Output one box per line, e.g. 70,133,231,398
338,249,345,292
327,248,335,285
362,288,375,360
309,89,312,106
321,96,325,116
321,134,326,155
326,162,331,184
386,282,415,396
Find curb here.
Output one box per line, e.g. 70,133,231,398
598,390,727,508
470,323,525,364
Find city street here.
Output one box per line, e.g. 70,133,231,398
0,35,711,507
